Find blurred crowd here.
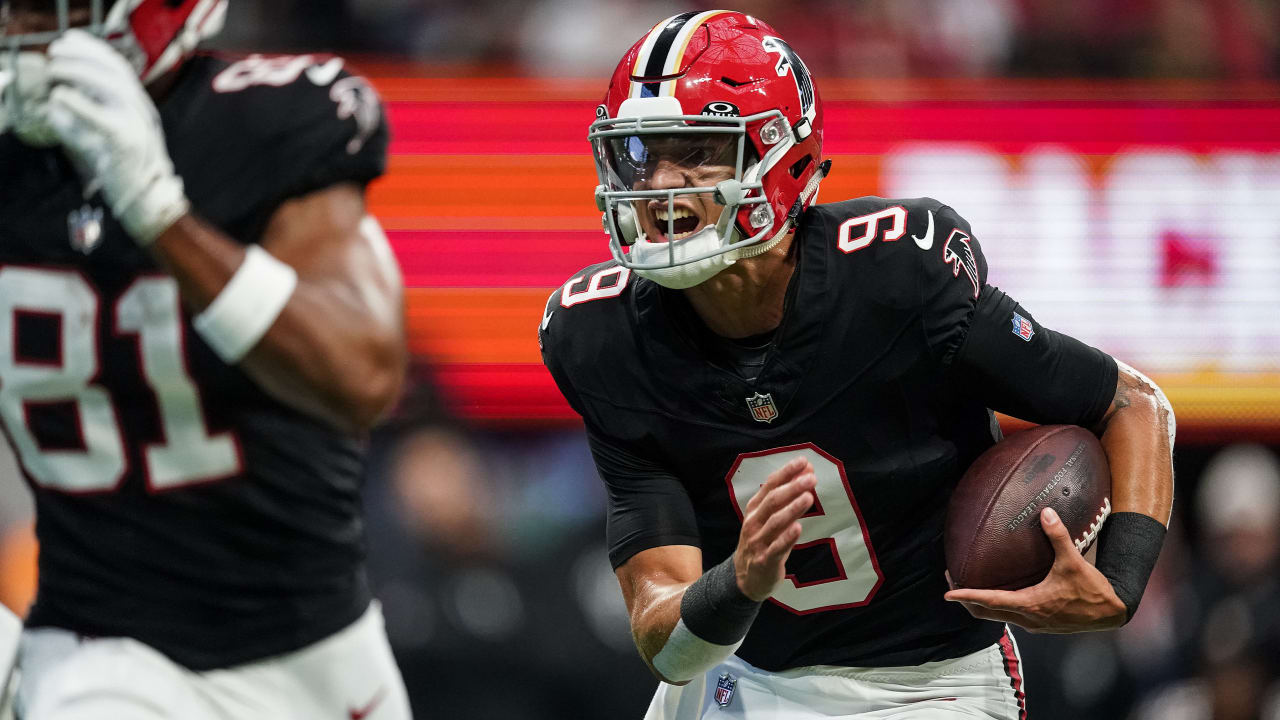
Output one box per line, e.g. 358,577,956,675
216,0,1280,79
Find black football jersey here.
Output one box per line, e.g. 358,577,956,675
0,53,388,670
540,197,1118,670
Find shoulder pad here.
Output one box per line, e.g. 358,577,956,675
192,54,387,190
804,197,988,317
539,260,633,347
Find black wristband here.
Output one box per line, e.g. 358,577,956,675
1094,511,1166,623
680,555,763,645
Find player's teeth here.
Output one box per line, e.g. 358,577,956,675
654,208,695,223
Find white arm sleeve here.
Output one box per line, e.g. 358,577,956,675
651,619,742,684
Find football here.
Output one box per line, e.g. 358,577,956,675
945,425,1112,590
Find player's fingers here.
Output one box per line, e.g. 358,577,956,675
760,520,803,566
1040,508,1082,564
745,460,807,513
45,86,103,141
48,29,135,79
750,473,816,522
752,490,813,546
954,601,1037,629
759,458,812,495
943,588,1029,612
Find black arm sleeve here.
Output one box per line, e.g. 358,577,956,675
586,426,702,569
949,286,1117,427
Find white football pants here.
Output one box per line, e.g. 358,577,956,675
15,602,411,720
646,628,1027,720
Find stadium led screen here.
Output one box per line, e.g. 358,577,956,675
367,75,1280,440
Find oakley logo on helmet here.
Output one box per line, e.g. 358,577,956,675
595,104,609,120
701,101,740,118
762,36,815,120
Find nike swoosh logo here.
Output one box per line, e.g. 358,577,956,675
912,210,935,250
306,57,346,87
348,687,387,720
541,309,555,331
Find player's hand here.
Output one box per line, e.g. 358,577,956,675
944,507,1127,633
734,457,816,602
0,51,61,147
44,29,189,245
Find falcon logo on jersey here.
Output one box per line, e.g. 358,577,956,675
1011,312,1035,341
714,672,738,707
746,392,779,423
942,229,980,299
67,205,105,254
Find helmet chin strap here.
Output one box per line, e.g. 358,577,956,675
735,158,830,260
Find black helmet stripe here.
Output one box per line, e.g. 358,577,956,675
637,10,700,95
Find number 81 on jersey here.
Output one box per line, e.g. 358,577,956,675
725,443,884,614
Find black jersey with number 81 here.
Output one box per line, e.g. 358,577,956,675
0,53,388,670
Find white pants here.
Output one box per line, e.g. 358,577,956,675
647,629,1027,720
15,602,412,720
1,605,20,720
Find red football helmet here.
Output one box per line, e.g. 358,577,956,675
1,0,226,83
590,10,828,279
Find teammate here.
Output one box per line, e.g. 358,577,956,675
0,1,411,718
540,10,1175,718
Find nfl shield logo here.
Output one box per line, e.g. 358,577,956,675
67,205,105,255
1010,312,1035,342
746,392,779,424
714,672,737,708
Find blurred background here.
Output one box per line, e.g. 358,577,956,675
4,0,1280,718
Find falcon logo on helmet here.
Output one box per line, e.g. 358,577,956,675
761,36,815,138
589,10,830,289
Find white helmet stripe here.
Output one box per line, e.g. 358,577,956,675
629,16,672,99
629,10,699,99
657,10,730,97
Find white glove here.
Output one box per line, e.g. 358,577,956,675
0,52,62,148
44,29,189,245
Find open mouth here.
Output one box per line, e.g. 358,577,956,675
652,206,702,241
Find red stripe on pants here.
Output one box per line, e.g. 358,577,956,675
999,629,1028,719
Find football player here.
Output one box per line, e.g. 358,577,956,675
540,10,1175,719
0,1,411,718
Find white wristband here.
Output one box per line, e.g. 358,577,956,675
193,245,298,364
651,619,742,683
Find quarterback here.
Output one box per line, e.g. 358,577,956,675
0,1,410,718
540,10,1175,719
